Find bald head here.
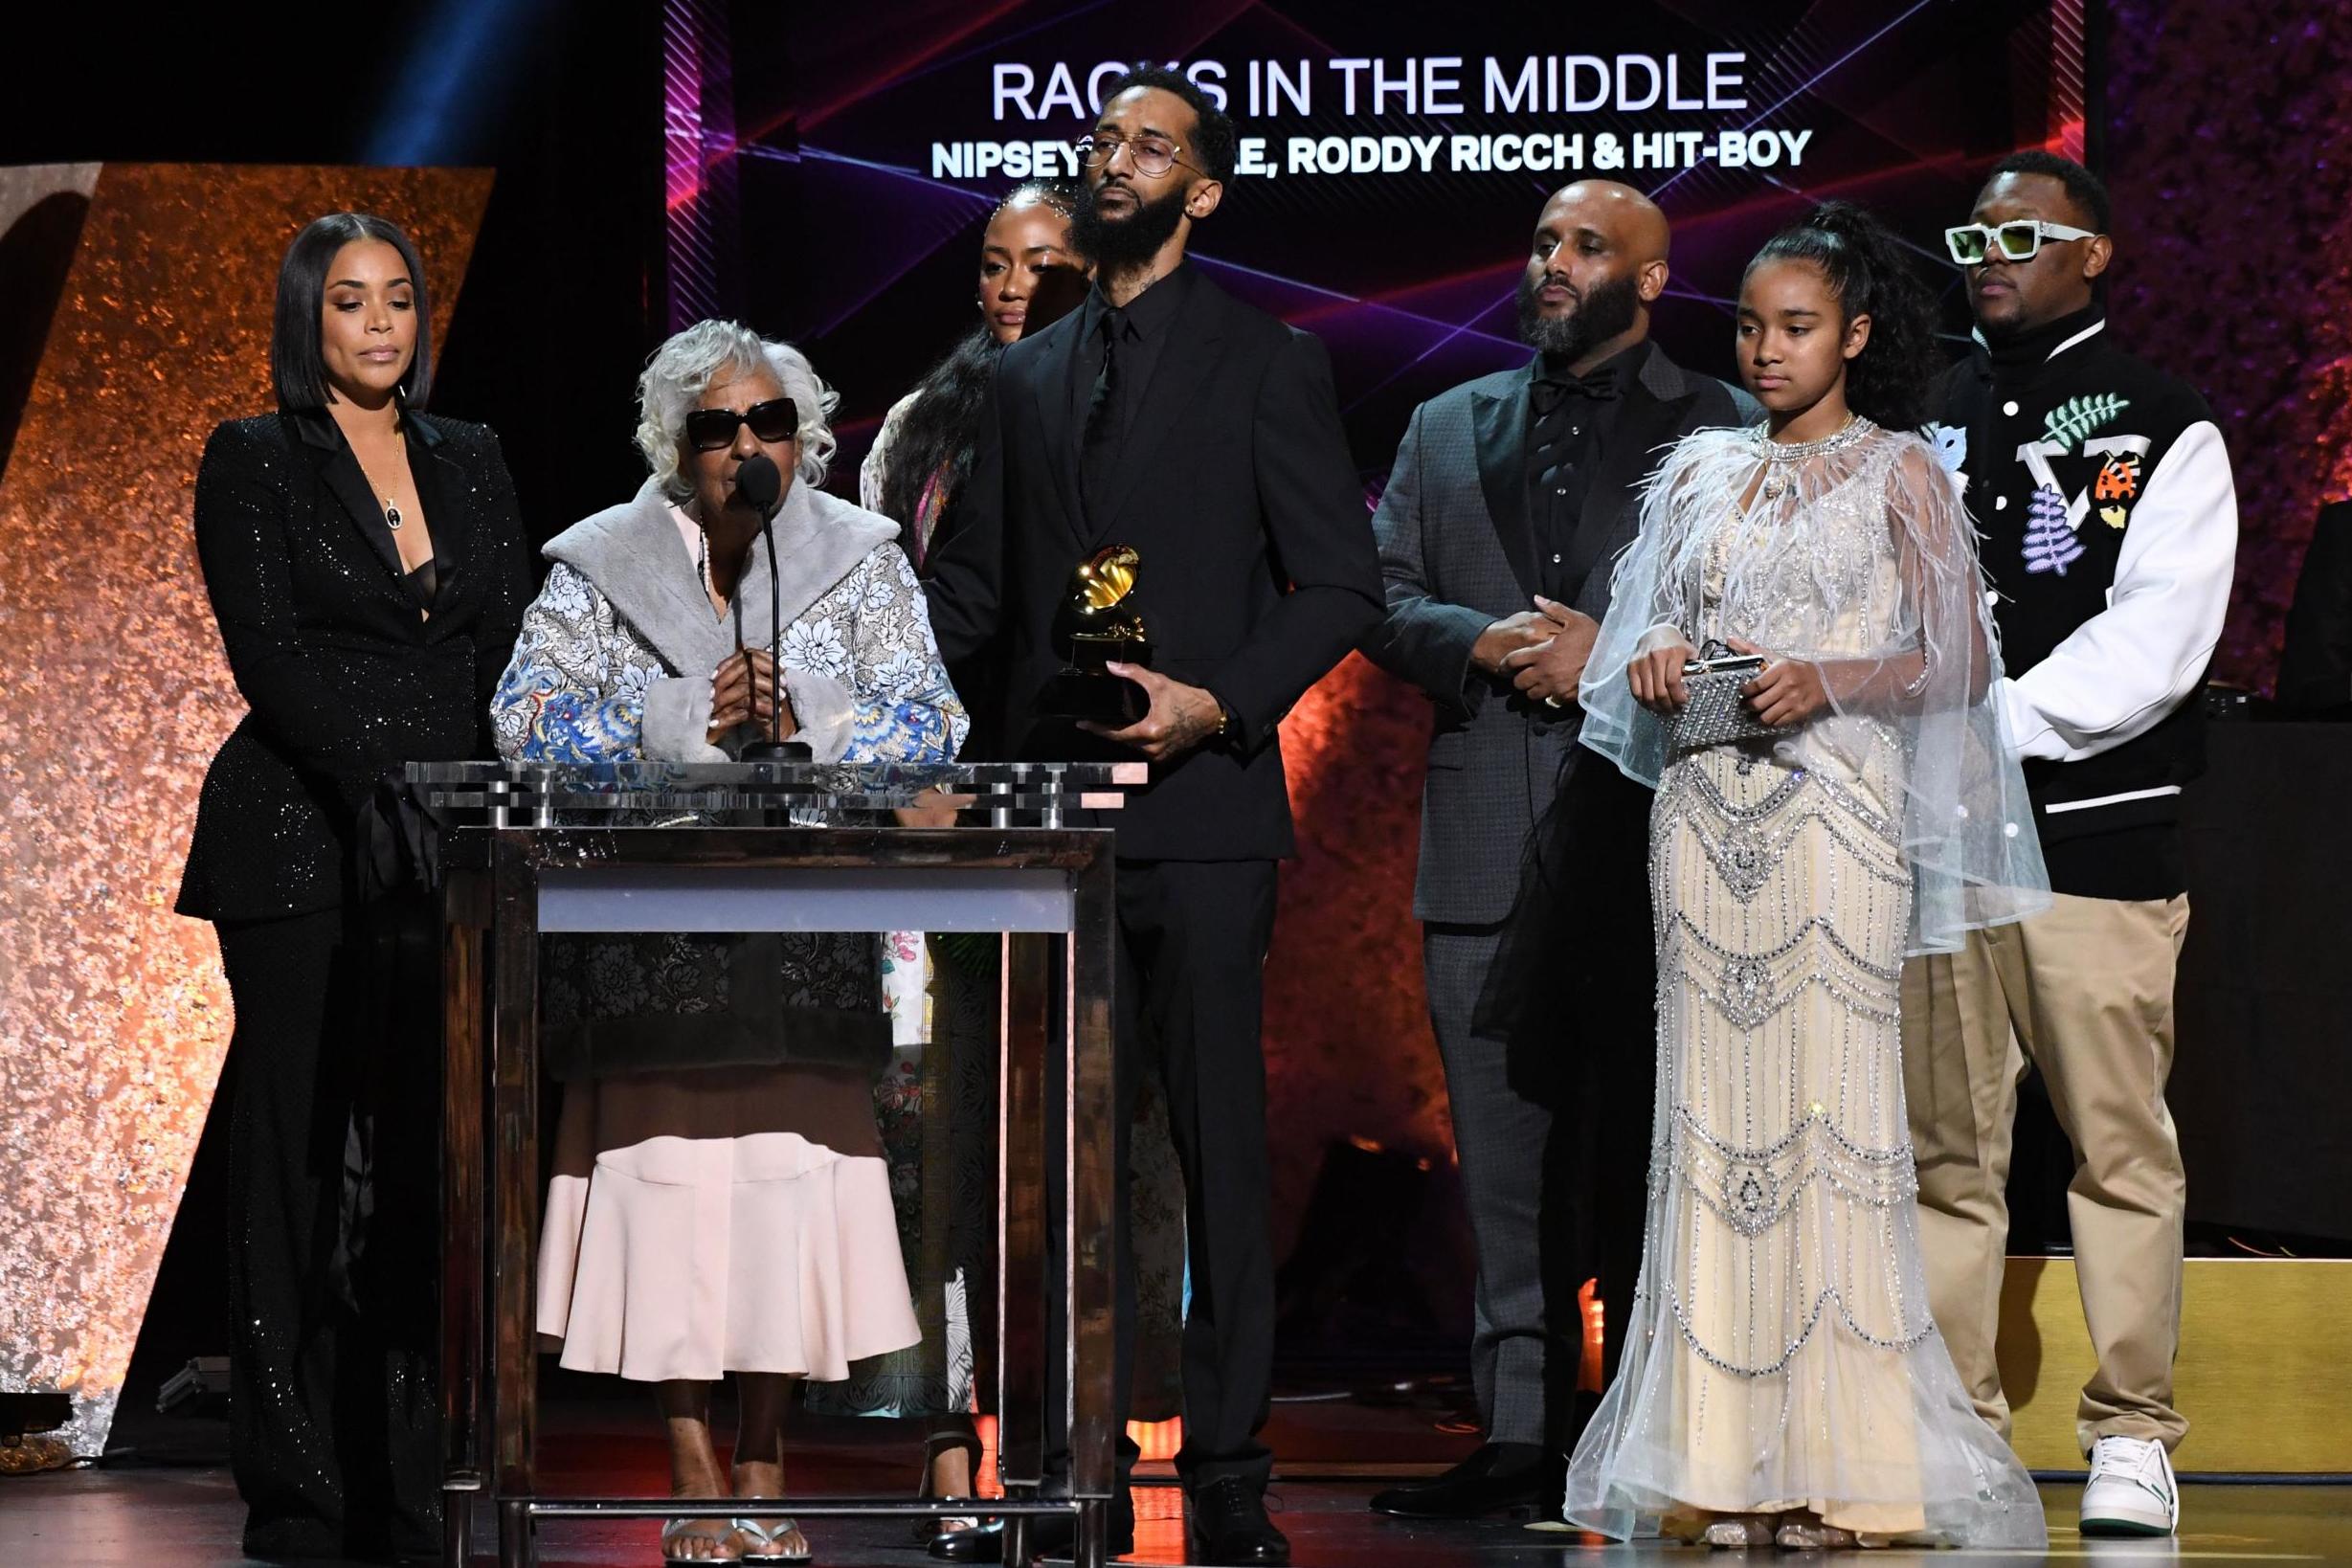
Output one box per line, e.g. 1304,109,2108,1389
1545,179,1671,264
1519,180,1671,370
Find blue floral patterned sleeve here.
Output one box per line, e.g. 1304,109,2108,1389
833,546,970,764
490,562,651,762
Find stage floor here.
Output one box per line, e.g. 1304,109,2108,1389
8,1465,2348,1566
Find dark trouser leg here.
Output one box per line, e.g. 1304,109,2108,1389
1484,757,1657,1442
1125,860,1281,1491
1042,859,1281,1501
1422,922,1554,1447
341,890,445,1548
220,908,350,1551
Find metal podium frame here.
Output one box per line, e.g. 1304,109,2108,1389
433,822,1121,1568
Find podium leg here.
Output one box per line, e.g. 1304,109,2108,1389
998,931,1052,1493
440,868,488,1568
1067,847,1118,1508
489,840,542,1516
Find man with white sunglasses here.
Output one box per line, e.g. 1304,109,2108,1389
1903,149,2238,1540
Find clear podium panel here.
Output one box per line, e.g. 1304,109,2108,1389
416,763,1126,1568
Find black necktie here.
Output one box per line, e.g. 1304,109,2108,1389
1530,366,1622,418
1081,307,1125,520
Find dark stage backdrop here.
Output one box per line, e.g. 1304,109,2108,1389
668,0,2093,1279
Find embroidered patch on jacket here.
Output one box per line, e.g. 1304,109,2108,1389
2093,451,2141,528
2023,482,2084,574
2042,393,2130,454
1925,422,1967,473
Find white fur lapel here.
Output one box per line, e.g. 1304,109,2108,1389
543,478,901,675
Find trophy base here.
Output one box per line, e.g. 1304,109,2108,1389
1038,669,1149,727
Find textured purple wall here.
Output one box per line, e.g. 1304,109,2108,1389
2106,1,2352,689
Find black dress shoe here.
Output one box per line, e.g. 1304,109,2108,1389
949,1500,1136,1562
929,1519,1004,1562
1187,1476,1289,1565
1368,1443,1553,1518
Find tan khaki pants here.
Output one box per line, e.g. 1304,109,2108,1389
1900,892,2190,1455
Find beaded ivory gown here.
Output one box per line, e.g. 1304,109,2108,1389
1564,420,2048,1547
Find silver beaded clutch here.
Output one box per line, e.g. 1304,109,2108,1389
1666,641,1779,752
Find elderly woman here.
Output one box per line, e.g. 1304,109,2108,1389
490,321,968,1565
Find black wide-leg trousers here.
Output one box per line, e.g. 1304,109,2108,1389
217,903,440,1557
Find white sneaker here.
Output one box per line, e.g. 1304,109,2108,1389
2079,1434,2179,1536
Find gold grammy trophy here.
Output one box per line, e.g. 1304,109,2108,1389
1040,544,1153,726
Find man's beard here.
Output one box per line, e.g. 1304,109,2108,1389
1072,179,1188,272
1516,268,1643,360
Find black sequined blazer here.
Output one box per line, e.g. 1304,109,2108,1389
177,409,531,922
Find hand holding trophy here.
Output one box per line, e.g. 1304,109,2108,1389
1040,544,1154,725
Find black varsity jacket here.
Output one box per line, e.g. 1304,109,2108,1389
1928,307,2238,901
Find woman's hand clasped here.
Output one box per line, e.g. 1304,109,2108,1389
1728,636,1832,728
1630,636,1698,715
709,649,798,742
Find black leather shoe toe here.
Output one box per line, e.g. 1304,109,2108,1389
1368,1443,1552,1519
929,1519,1006,1561
1188,1476,1289,1565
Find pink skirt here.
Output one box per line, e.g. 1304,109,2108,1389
534,1064,921,1383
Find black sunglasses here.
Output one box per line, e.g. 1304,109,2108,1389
684,396,798,454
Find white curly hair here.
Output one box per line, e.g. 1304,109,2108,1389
634,320,839,500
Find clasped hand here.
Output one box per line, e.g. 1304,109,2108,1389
708,648,798,742
1628,634,1830,727
1477,594,1600,708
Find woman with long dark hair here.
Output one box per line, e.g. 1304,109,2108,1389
1559,202,2050,1550
862,180,1088,573
178,212,530,1561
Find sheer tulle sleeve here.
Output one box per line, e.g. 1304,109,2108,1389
1816,437,2048,952
1575,429,1730,787
1576,425,2048,954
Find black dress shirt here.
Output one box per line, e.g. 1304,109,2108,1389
1069,261,1198,459
1526,340,1646,602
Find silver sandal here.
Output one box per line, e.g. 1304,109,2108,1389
729,1516,810,1563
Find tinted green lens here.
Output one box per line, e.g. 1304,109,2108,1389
1947,227,1988,263
1995,222,2042,259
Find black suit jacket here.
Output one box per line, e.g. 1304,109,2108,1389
177,409,532,922
2280,499,2352,713
924,266,1382,861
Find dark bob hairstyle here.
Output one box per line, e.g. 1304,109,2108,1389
271,212,434,414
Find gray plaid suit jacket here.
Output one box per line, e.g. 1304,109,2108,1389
1365,346,1757,924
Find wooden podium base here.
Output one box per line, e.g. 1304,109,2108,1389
1996,1257,2352,1474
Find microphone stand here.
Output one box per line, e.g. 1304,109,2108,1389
738,496,810,765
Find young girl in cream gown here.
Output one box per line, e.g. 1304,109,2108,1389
1562,203,2050,1552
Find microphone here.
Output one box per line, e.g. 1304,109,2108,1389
729,453,809,763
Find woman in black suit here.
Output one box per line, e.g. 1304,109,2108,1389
176,212,530,1562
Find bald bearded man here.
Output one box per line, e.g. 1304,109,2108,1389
1364,180,1757,1518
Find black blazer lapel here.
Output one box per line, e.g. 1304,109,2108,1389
1090,308,1223,548
405,414,467,612
1562,375,1698,596
1472,370,1538,597
1019,312,1088,551
297,414,406,584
